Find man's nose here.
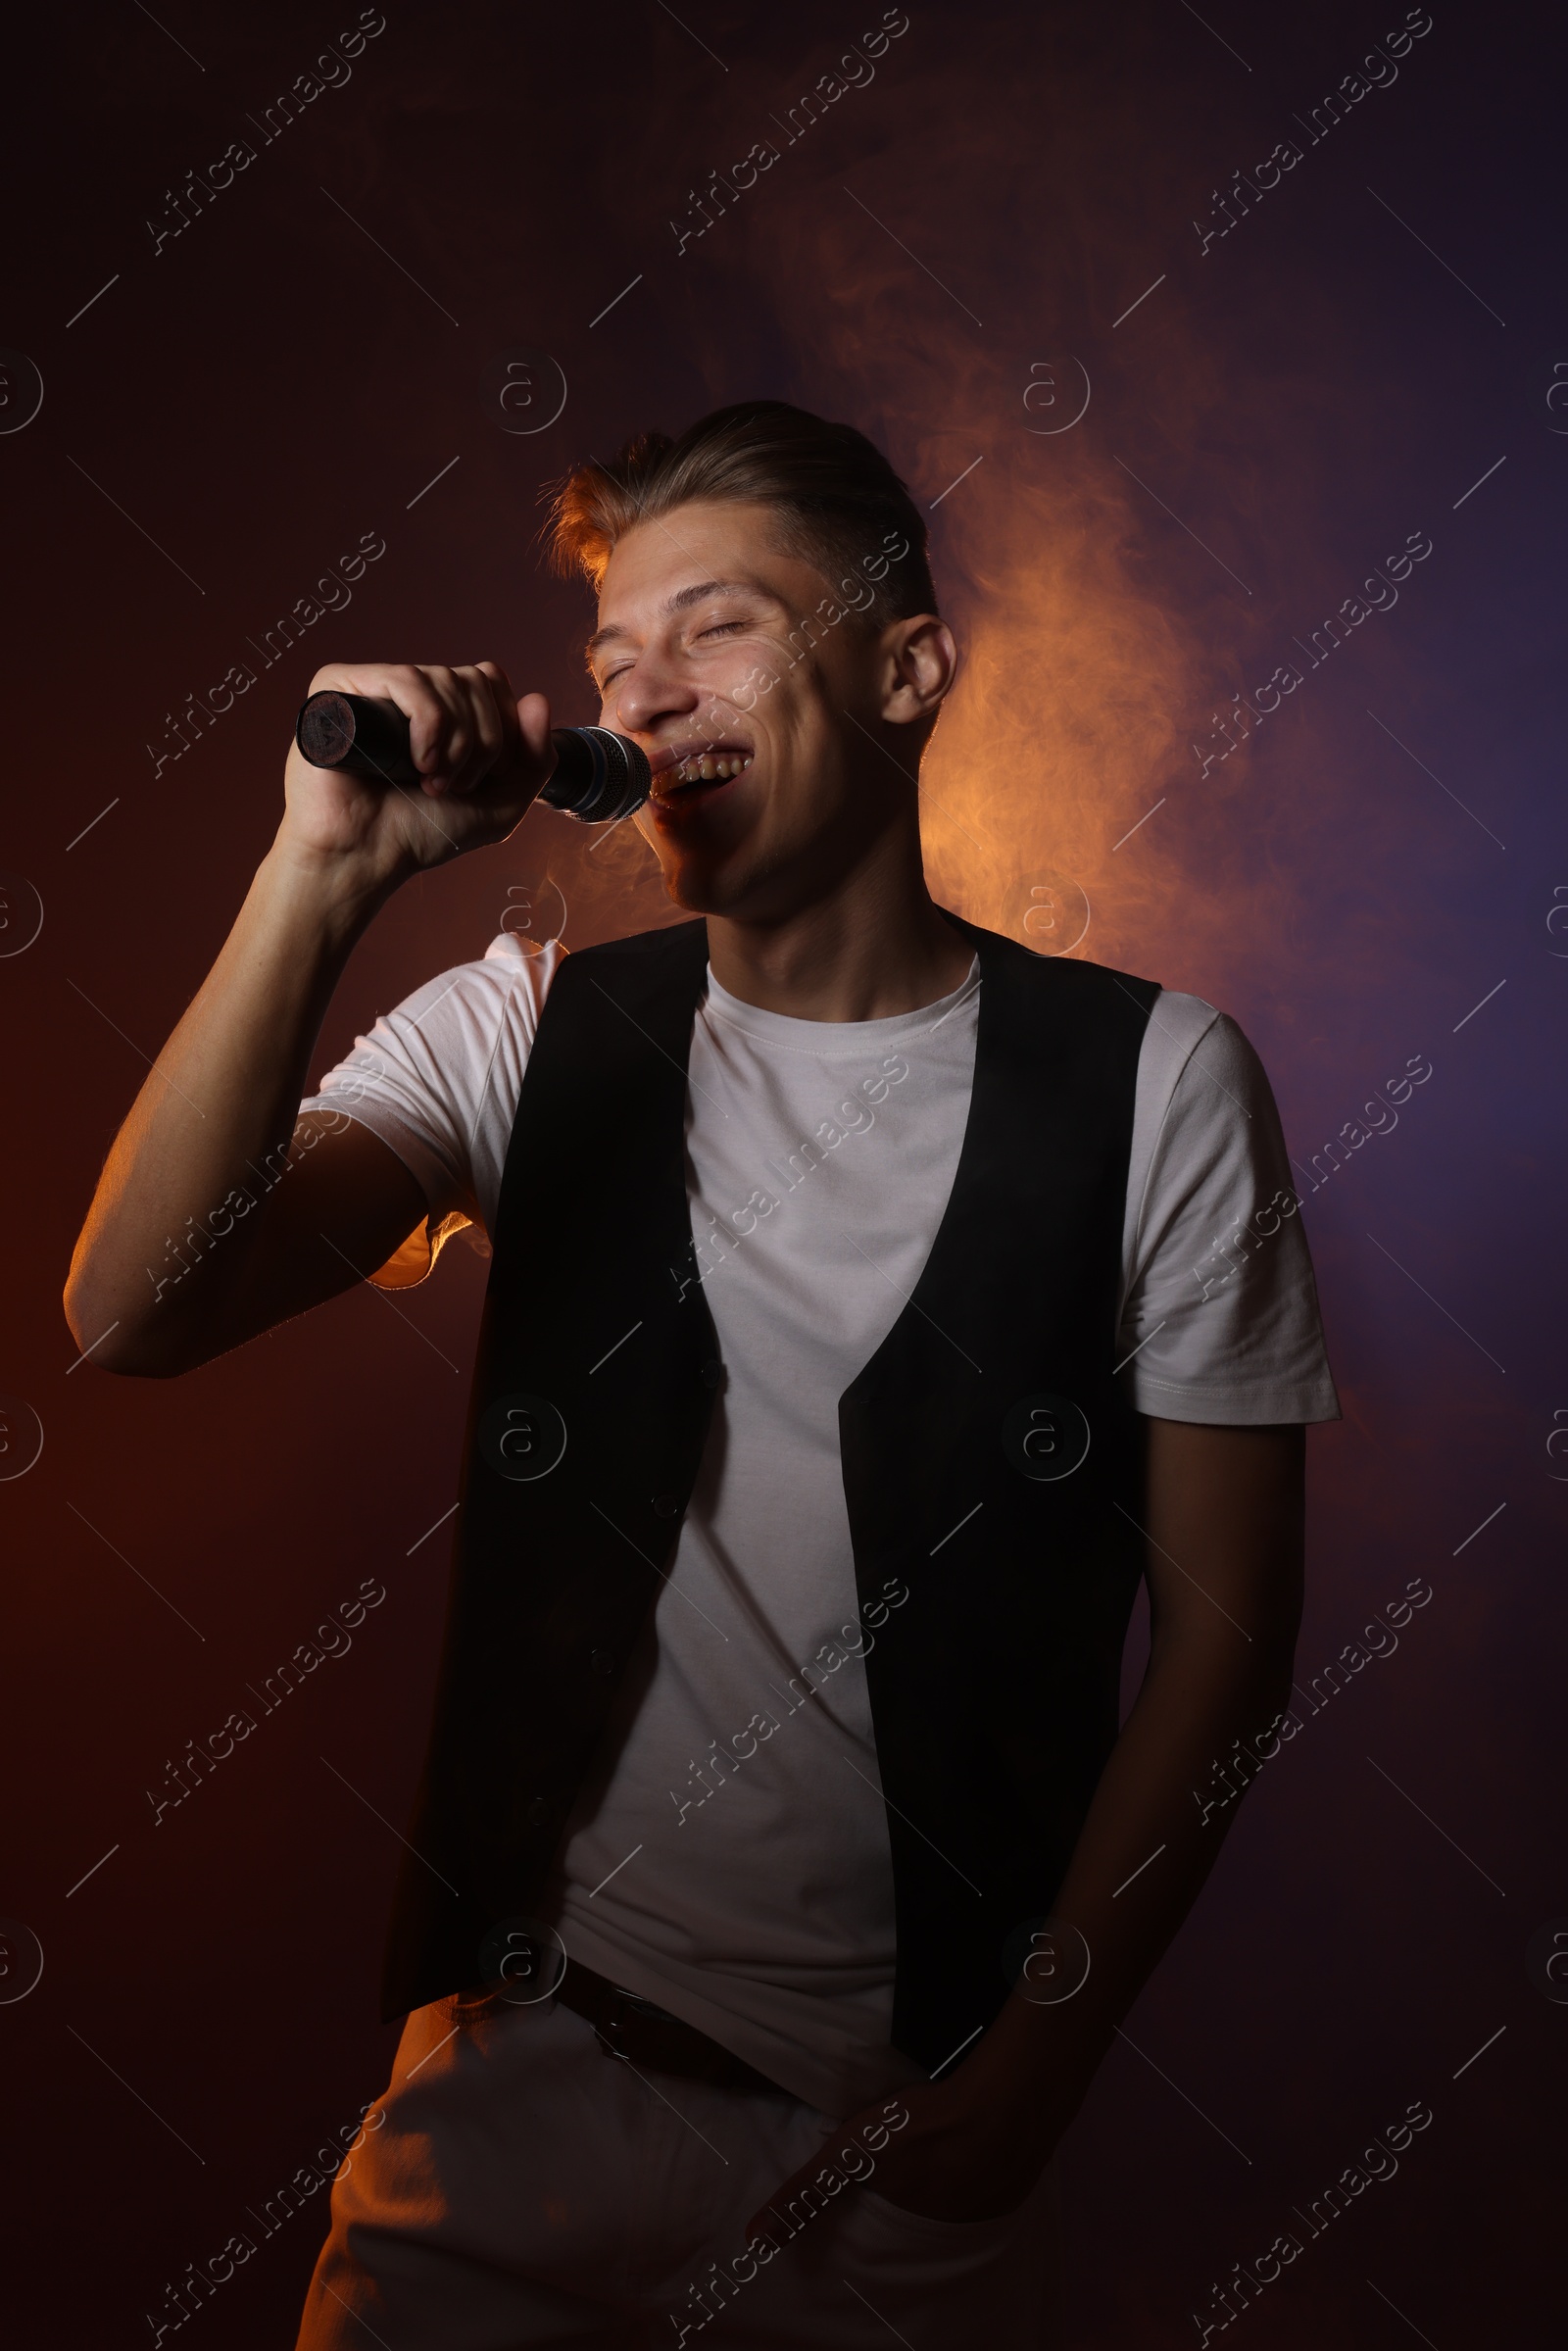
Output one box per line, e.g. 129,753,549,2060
607,654,702,735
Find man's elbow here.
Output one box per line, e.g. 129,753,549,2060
62,1271,196,1378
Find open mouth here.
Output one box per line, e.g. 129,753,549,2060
648,740,755,809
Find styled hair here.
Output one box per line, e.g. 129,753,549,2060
545,399,938,631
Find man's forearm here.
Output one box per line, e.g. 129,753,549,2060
956,1419,1306,2159
753,1572,1305,2239
963,1619,1298,2144
64,837,392,1371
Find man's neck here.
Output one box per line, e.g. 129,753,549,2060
704,847,976,1024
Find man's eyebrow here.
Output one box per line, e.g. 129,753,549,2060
584,578,776,662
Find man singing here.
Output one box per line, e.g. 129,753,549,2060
67,400,1338,2347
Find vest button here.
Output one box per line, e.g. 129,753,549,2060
652,1494,680,1518
525,1795,549,1827
590,1647,615,1676
700,1359,722,1390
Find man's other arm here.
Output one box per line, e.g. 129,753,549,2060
65,661,550,1377
749,1416,1303,2229
969,1418,1305,2138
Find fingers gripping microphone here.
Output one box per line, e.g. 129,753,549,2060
294,691,651,825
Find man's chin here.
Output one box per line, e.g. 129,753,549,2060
654,846,766,919
646,818,815,924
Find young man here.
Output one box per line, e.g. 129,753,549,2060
67,401,1338,2347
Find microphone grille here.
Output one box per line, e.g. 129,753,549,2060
542,727,652,824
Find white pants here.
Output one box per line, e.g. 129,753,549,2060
295,1993,1064,2348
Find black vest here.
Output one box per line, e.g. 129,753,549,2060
379,913,1158,2075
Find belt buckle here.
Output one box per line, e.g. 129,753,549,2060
594,1984,667,2063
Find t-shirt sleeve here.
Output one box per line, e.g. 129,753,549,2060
296,932,563,1288
1116,995,1341,1425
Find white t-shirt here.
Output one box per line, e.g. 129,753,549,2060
301,932,1338,2116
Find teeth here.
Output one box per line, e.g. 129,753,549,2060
666,752,752,787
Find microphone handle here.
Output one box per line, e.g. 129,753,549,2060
293,691,651,825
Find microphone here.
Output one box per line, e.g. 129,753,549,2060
293,690,651,825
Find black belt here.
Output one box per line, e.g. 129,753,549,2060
446,1957,792,2099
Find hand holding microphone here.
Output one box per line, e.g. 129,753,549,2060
277,661,647,887
296,690,650,824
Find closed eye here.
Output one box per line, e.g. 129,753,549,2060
594,617,752,690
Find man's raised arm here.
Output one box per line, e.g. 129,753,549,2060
64,661,551,1378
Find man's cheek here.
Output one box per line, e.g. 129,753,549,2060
725,662,778,714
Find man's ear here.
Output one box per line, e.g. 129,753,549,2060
881,614,958,728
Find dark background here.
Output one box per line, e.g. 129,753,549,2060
3,0,1564,2342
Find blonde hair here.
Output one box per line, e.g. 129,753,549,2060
546,399,937,631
